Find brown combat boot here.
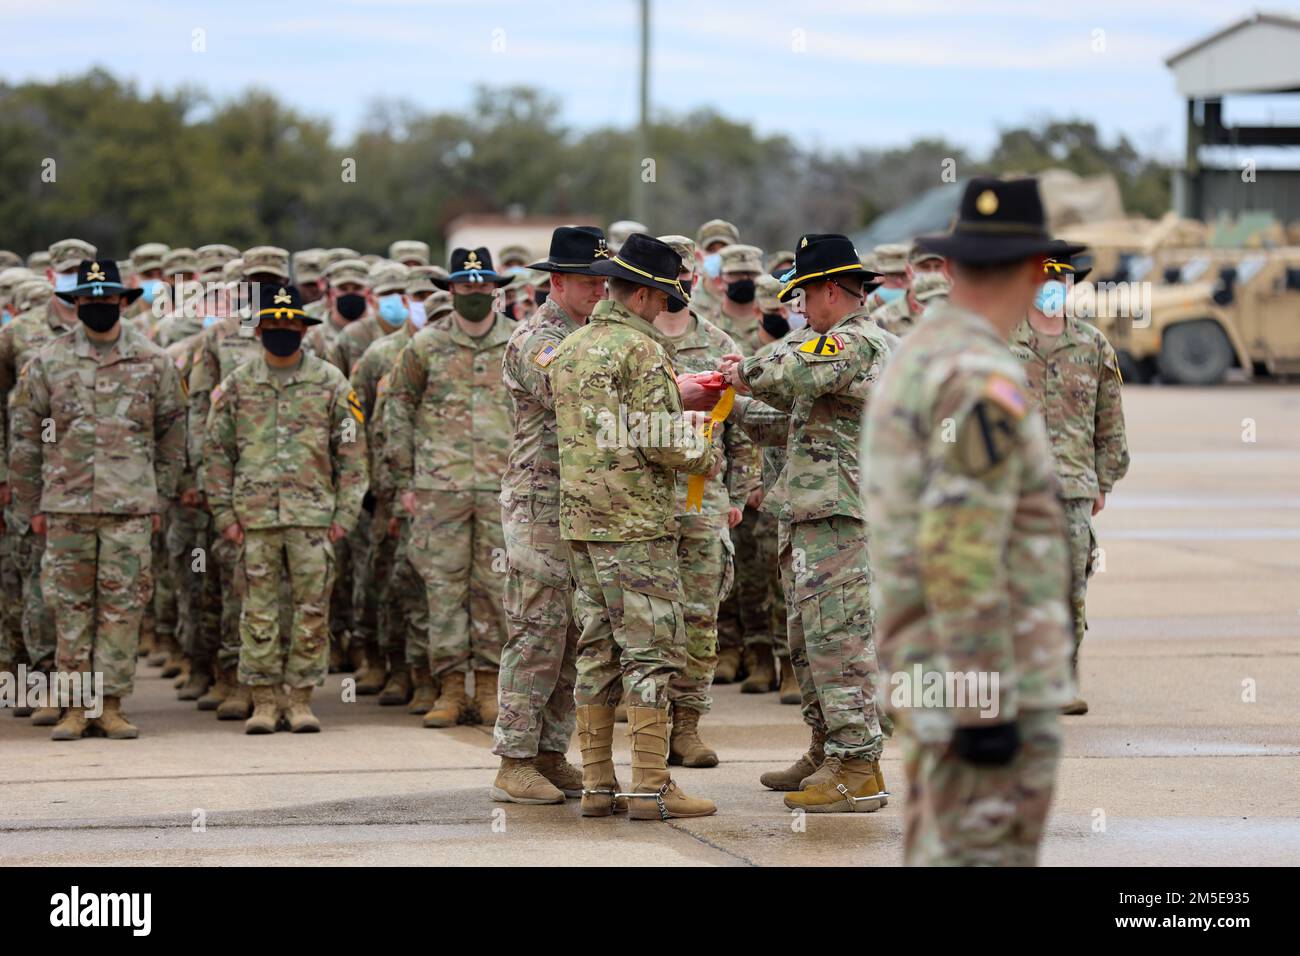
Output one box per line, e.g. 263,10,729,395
348,641,367,674
216,682,253,720
161,645,184,680
740,644,778,693
872,759,888,808
778,660,801,705
669,705,719,768
328,642,345,673
92,696,139,739
197,666,234,711
356,645,386,695
473,670,499,726
148,631,174,669
490,756,565,805
286,686,321,733
407,666,437,714
137,626,156,660
244,685,278,734
31,706,62,727
378,665,412,706
535,750,583,798
575,704,625,816
615,696,628,723
783,756,885,813
423,671,467,728
1061,698,1089,715
177,664,212,701
50,707,89,741
627,706,716,820
759,726,827,791
713,646,742,684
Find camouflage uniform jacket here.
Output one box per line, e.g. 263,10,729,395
165,330,204,494
332,313,402,378
707,303,763,356
0,301,77,484
1009,316,1130,500
151,310,207,350
10,322,184,523
203,352,367,534
350,325,416,502
870,295,917,338
862,301,1074,737
549,298,718,542
187,314,261,484
384,312,513,494
733,308,891,525
302,317,348,371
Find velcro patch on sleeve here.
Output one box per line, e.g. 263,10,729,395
347,389,365,424
533,343,558,368
797,333,846,358
983,373,1027,420
954,399,1018,476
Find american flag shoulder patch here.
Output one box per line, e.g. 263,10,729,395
984,373,1027,420
533,343,558,368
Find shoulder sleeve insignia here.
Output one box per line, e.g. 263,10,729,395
377,373,388,396
347,388,365,424
534,342,558,368
175,353,187,370
797,333,846,357
954,399,1020,476
210,384,223,405
983,373,1027,420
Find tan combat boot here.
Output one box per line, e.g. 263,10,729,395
378,665,412,706
244,685,278,734
713,646,742,684
177,664,212,701
197,666,234,711
535,750,583,798
407,667,438,715
1061,698,1089,715
872,759,888,808
171,658,190,690
778,660,801,705
31,706,62,727
627,706,716,820
615,695,628,724
783,756,885,813
422,671,467,728
356,645,386,696
137,626,156,661
740,644,777,694
490,756,565,805
328,642,345,674
759,725,827,791
347,641,367,674
669,705,719,768
473,670,499,726
50,707,89,741
216,682,253,720
148,631,174,669
92,697,139,740
576,704,625,816
286,686,321,733
161,645,184,680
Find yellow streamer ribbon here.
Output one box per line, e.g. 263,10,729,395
686,387,734,512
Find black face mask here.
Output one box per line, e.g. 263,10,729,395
761,311,790,339
726,278,756,304
77,302,121,334
666,279,692,313
534,289,549,307
335,293,367,321
261,328,302,357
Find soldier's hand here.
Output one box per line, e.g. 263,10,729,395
223,522,244,546
387,517,400,539
722,359,750,395
747,487,764,510
152,513,162,533
727,507,743,528
401,490,418,517
31,514,48,536
677,378,715,412
328,522,347,543
180,488,203,508
951,723,1021,766
0,483,9,507
1092,493,1106,516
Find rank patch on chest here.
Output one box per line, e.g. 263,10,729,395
534,343,557,368
798,333,845,357
983,373,1027,419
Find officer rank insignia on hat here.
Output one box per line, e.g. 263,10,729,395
347,389,365,424
534,343,558,368
797,333,845,357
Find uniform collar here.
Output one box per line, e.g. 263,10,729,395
536,296,582,332
446,311,513,350
71,321,136,360
252,351,324,387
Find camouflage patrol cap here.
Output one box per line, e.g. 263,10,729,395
27,251,51,270
162,247,200,276
241,246,291,281
0,266,34,298
911,271,951,303
130,243,170,273
424,290,454,320
14,277,53,313
427,265,450,281
324,248,360,269
872,243,910,275
0,250,22,269
765,250,796,275
695,219,739,250
406,265,442,295
222,258,244,284
607,220,649,253
908,242,944,266
119,258,134,276
292,248,327,283
362,254,383,267
196,244,239,280
719,243,763,274
657,235,696,274
388,240,430,266
49,238,97,272
497,244,531,268
325,258,371,288
370,260,409,295
756,274,783,312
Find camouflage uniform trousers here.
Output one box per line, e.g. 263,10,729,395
13,524,56,671
900,710,1062,866
41,513,152,698
755,509,787,661
237,526,335,688
388,518,429,667
778,515,883,761
151,524,176,647
568,535,688,709
211,532,244,672
167,502,220,669
405,489,508,676
1062,497,1096,669
328,525,357,655
348,506,375,651
493,495,579,758
716,506,773,654
666,515,734,714
0,529,24,667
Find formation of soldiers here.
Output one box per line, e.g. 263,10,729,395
0,173,1129,863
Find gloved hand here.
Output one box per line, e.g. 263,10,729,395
951,723,1021,766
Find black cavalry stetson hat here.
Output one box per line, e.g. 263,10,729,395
253,283,320,326
777,233,881,303
1043,238,1092,283
433,247,511,290
527,226,611,276
916,176,1085,265
589,232,689,305
55,259,144,304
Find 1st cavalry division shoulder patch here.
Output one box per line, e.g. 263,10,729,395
347,389,365,424
797,333,846,358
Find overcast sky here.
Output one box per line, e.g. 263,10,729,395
5,0,1300,158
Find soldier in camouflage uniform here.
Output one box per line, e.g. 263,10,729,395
292,249,328,308
863,243,910,315
550,233,722,820
385,247,514,729
123,243,168,327
204,284,367,734
489,227,609,804
303,258,372,369
688,219,739,317
871,265,951,339
863,177,1076,865
0,238,95,727
10,259,185,740
713,233,891,813
389,240,430,268
1010,243,1129,715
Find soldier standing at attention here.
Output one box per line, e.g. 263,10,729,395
204,284,367,734
10,259,185,740
549,233,722,821
863,177,1076,865
490,226,608,805
1009,241,1129,716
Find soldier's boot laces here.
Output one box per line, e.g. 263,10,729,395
740,644,778,694
783,756,886,813
778,659,801,705
576,704,627,816
244,685,278,735
626,706,716,820
92,696,139,740
759,725,827,791
535,750,583,798
491,756,565,805
407,667,438,715
31,706,62,727
423,671,468,728
216,682,253,721
378,665,412,706
472,670,499,726
177,664,213,701
197,666,234,711
356,645,386,695
50,706,89,741
286,686,321,733
713,646,742,684
668,705,719,768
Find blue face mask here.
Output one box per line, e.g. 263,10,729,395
1,308,11,325
787,311,807,331
202,313,220,328
54,272,77,293
141,279,165,304
1035,280,1066,316
378,293,409,325
702,253,722,279
876,286,905,304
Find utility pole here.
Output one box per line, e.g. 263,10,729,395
632,0,650,224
